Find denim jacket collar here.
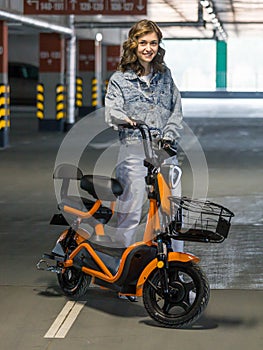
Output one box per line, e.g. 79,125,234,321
123,69,160,82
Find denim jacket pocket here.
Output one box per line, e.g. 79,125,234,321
158,85,172,110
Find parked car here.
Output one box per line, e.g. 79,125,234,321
8,62,38,105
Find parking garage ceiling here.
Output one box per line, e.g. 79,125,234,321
75,0,263,40
1,0,263,41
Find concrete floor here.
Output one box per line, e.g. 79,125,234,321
0,100,262,349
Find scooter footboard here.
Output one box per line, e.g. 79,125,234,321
136,252,200,296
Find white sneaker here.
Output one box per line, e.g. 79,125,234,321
118,293,138,302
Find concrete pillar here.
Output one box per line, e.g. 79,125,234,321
216,40,227,90
65,14,76,130
106,45,121,94
95,33,103,109
77,39,95,116
106,45,121,75
38,33,65,131
0,20,9,148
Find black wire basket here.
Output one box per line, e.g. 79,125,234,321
169,196,235,243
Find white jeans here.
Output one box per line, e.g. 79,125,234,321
114,141,184,252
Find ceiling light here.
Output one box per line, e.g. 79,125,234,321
200,0,210,7
199,0,227,41
211,17,219,24
95,33,103,42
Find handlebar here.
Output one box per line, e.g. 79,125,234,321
118,120,177,166
118,120,154,161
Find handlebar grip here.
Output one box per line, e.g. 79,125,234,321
161,139,177,156
118,119,146,129
118,121,153,160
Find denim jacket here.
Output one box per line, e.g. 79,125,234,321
105,67,183,141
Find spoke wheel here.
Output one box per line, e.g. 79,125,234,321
57,267,91,298
143,262,210,328
57,238,91,298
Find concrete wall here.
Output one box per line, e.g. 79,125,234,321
8,34,39,66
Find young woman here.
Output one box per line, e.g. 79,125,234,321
105,19,184,251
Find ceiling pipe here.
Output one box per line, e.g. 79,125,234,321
74,21,206,29
0,9,73,35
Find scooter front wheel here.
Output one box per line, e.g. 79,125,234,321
57,267,91,298
143,261,210,328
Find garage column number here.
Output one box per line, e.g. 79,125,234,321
40,51,61,65
24,0,147,15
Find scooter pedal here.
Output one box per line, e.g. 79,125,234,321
36,258,62,273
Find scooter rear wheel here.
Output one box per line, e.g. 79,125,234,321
57,267,91,298
143,261,210,328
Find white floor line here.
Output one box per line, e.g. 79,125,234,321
44,300,87,339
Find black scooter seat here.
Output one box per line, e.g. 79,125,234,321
81,175,123,201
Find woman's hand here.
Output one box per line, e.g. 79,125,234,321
124,117,137,127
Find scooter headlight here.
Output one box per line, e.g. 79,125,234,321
161,164,182,189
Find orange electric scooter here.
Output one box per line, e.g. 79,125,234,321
37,122,234,328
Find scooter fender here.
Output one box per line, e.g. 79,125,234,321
56,228,90,245
56,229,68,243
136,252,200,296
52,228,90,257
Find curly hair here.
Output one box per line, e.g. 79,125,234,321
118,19,166,75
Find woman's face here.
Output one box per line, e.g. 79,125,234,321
136,31,159,68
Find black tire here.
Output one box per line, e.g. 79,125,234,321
56,232,91,299
143,261,210,328
57,267,91,299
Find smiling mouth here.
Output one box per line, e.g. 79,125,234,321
143,53,153,58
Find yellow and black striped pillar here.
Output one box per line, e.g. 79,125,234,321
0,84,10,148
105,79,109,91
56,84,66,120
75,77,83,108
91,77,98,108
36,83,44,120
